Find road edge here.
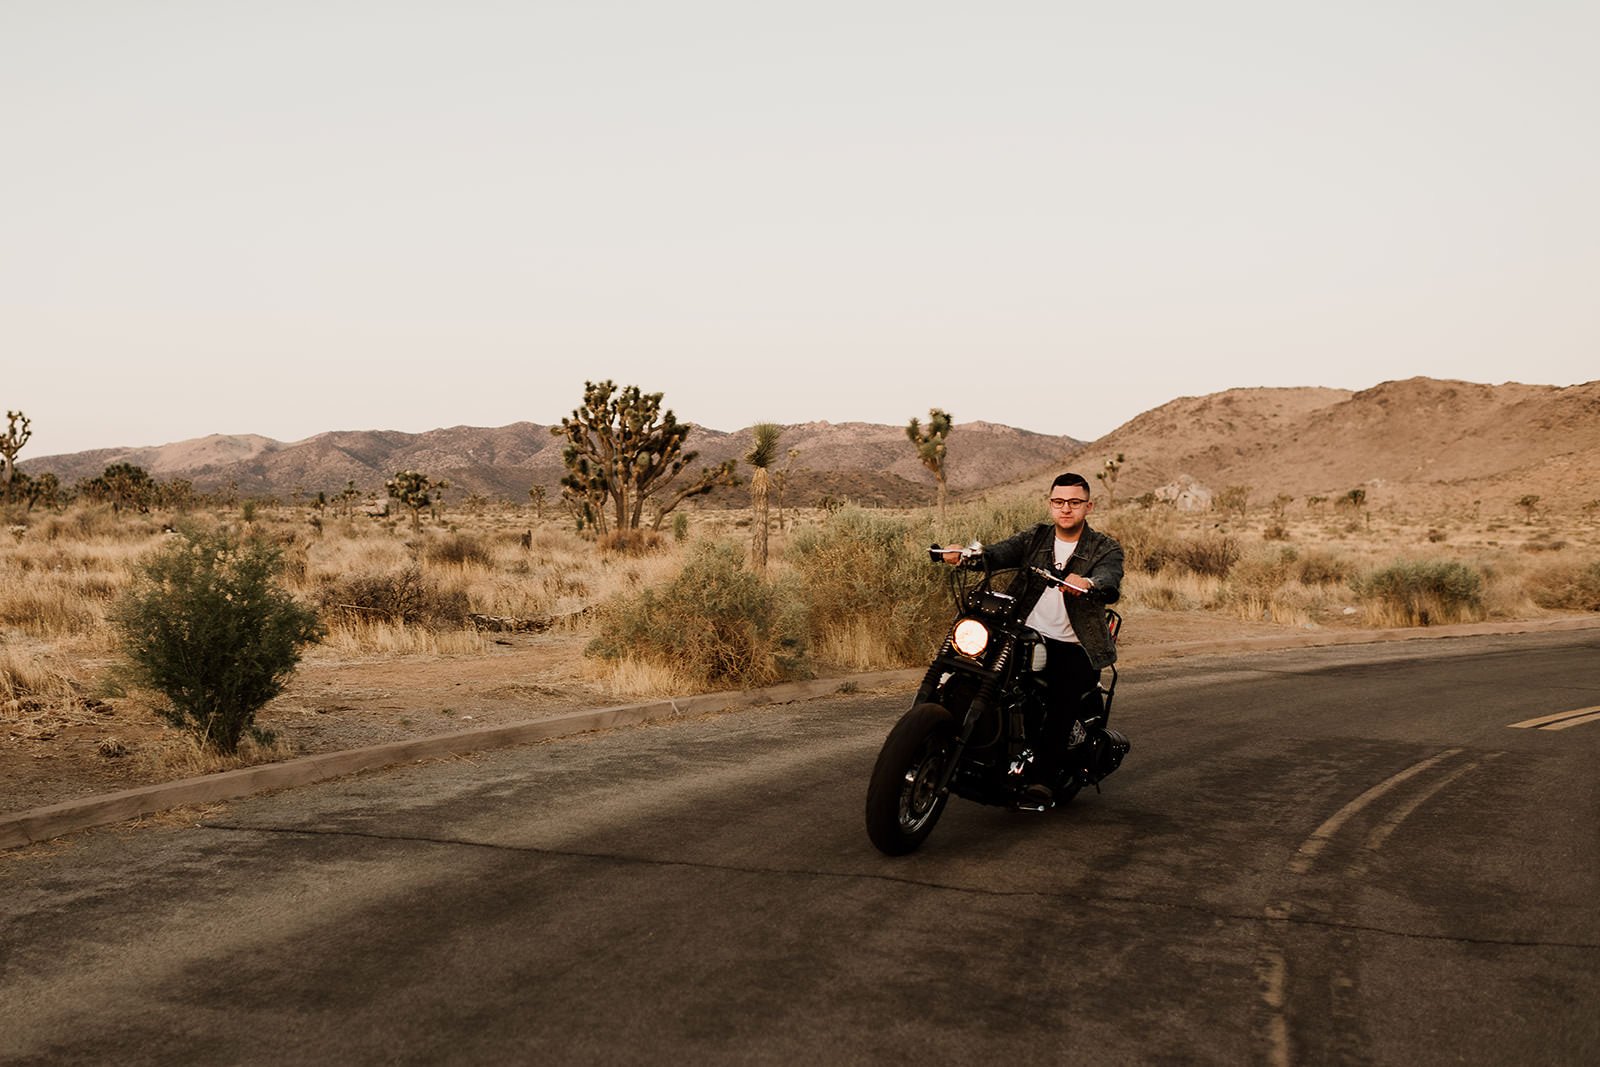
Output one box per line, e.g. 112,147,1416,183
5,615,1597,850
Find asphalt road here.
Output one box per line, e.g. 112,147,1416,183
3,630,1597,1066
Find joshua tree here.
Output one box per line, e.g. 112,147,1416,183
1,410,31,503
528,484,547,520
1516,494,1542,521
1095,453,1125,507
906,408,953,522
385,470,438,532
1215,484,1251,519
745,423,783,570
99,463,156,513
550,380,738,535
774,447,801,531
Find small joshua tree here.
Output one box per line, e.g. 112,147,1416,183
113,526,322,754
1516,494,1541,522
1,410,33,503
906,408,953,523
1216,485,1251,520
774,448,801,531
529,484,547,520
386,470,437,532
1095,453,1125,507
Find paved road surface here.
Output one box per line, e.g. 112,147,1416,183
3,630,1597,1065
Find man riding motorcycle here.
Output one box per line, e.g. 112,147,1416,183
942,472,1125,806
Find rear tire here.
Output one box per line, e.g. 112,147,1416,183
865,703,956,855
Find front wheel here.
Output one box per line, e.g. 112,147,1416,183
865,703,957,855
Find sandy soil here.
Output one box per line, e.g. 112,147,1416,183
1,611,1331,816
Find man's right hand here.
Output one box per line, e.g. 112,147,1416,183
941,545,965,566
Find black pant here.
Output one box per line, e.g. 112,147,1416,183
1041,638,1100,714
1038,639,1102,774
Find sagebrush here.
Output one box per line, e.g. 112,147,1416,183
113,526,323,753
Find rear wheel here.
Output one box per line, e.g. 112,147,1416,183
865,703,956,855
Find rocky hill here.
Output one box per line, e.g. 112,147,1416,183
1055,378,1600,514
22,421,1082,509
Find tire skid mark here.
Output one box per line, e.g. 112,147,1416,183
1259,746,1478,1066
1358,753,1502,858
1288,748,1464,875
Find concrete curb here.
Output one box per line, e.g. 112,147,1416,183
4,616,1597,850
0,669,919,851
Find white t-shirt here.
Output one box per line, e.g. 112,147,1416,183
1026,537,1078,642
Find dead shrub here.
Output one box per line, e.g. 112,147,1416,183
599,529,663,556
1292,550,1353,586
320,565,472,627
1154,535,1240,578
424,533,493,568
1528,559,1600,612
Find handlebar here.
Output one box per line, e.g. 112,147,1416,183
927,541,984,563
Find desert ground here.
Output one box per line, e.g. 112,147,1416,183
4,491,1598,818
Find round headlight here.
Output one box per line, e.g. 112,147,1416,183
951,618,990,658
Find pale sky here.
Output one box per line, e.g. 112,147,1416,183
5,1,1596,459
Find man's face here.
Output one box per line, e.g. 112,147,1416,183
1047,485,1093,537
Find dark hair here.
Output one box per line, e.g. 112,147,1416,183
1051,472,1091,495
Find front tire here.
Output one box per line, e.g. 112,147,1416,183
865,703,956,855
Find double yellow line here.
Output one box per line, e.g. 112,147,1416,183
1508,706,1600,731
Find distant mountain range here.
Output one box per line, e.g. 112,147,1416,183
22,377,1600,513
22,421,1083,509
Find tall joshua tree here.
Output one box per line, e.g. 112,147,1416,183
746,423,783,570
906,408,953,523
1,410,31,503
551,380,738,535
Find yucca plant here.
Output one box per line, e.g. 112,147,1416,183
746,423,783,570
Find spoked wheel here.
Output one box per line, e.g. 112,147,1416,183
865,703,956,855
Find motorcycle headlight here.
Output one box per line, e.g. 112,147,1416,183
951,618,990,658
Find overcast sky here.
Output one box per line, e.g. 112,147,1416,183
4,1,1596,459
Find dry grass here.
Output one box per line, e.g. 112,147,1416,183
0,644,105,739
2,497,1598,726
132,729,297,780
579,654,699,699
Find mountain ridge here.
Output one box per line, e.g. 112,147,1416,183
21,377,1600,513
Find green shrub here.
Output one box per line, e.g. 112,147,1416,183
1353,559,1485,627
589,540,809,688
112,526,322,753
788,507,949,666
320,566,471,627
1529,560,1600,612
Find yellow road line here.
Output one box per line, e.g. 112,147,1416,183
1543,710,1600,732
1507,705,1600,729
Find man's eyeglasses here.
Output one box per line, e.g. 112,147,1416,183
1049,497,1090,510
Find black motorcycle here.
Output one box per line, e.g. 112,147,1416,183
864,543,1131,855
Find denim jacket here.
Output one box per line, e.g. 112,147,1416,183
978,522,1125,669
